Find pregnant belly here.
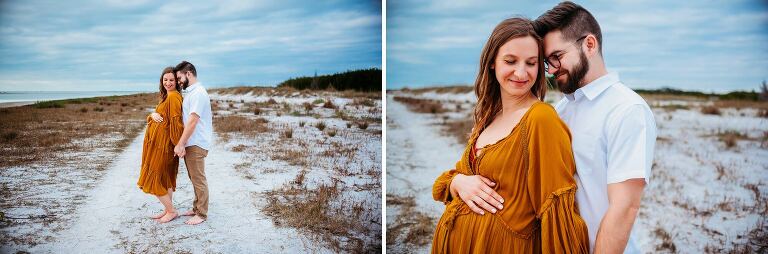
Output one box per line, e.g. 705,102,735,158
145,123,170,145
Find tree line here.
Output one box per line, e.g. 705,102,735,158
278,68,381,91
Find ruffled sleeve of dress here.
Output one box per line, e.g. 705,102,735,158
432,163,461,204
167,92,184,146
433,144,475,204
524,103,590,253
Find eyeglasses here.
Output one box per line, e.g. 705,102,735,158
544,35,588,71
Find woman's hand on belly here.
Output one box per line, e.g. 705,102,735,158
450,174,505,215
150,112,164,123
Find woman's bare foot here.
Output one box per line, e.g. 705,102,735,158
150,211,166,219
185,215,205,225
181,210,196,216
157,211,178,223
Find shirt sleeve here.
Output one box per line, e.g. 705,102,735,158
525,105,590,253
605,104,656,184
188,92,207,117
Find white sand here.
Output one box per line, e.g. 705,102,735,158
385,93,465,253
1,89,381,253
386,89,768,253
0,101,34,108
25,130,330,253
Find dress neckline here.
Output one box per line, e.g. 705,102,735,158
470,101,542,162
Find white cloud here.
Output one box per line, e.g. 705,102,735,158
387,0,768,91
0,0,381,91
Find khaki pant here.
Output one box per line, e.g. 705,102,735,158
184,145,209,219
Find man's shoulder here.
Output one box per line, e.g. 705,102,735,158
197,84,209,93
584,82,651,124
188,86,211,99
601,82,656,130
602,82,649,108
196,85,211,98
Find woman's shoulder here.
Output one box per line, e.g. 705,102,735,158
525,101,570,137
526,101,559,122
168,91,183,99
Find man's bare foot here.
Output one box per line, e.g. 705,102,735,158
185,215,205,225
181,210,196,216
157,211,178,223
150,211,166,219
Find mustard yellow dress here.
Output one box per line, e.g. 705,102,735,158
137,91,184,196
432,102,589,253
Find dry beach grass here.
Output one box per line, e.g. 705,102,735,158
1,87,383,253
0,93,156,247
209,86,382,253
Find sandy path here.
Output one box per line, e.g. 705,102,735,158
385,94,464,253
385,94,464,213
28,129,328,253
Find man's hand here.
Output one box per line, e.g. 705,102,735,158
174,143,186,158
174,112,199,158
450,174,505,215
150,113,163,123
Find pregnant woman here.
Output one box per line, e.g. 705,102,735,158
431,17,589,253
137,66,184,223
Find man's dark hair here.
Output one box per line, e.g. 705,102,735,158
534,1,603,55
175,61,197,77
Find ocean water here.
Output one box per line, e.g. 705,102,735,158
0,91,148,104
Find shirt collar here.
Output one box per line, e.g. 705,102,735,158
565,72,620,101
186,82,202,92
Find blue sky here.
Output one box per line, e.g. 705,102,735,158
0,0,381,91
387,0,768,93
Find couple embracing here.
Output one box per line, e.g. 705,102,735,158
432,2,656,253
136,61,214,226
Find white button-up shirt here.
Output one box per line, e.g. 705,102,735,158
182,82,213,151
554,72,656,253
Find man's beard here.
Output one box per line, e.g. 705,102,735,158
555,50,589,94
180,79,189,90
